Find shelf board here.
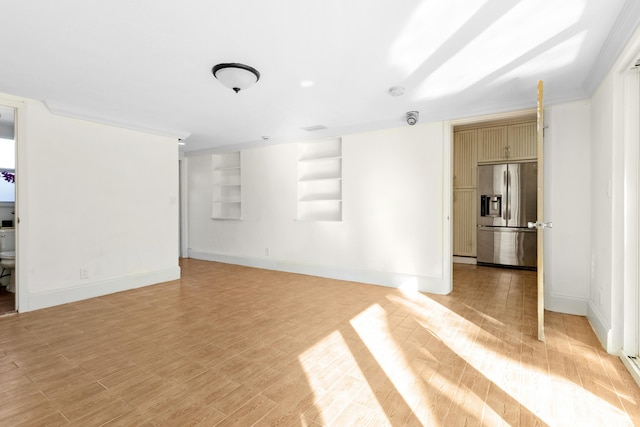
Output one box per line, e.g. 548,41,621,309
213,165,241,171
213,200,241,204
298,175,342,182
298,197,342,202
298,155,342,163
296,216,342,222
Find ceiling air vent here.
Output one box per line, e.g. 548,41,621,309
302,125,327,132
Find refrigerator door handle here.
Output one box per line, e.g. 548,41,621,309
503,171,508,220
507,170,511,220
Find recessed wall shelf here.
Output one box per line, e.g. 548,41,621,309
212,151,242,220
297,138,342,221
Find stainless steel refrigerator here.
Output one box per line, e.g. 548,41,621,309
477,162,537,269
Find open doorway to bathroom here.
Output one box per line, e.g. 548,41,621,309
0,105,16,315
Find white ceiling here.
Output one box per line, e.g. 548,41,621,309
0,1,638,153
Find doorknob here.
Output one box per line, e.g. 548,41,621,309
528,221,553,229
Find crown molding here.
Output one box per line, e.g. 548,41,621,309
44,101,191,140
583,0,640,95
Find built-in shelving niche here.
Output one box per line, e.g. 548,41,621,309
212,151,242,220
297,138,342,221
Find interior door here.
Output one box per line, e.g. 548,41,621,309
533,80,550,341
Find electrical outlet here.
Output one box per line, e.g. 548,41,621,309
265,248,270,257
80,267,89,279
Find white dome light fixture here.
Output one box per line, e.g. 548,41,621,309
212,63,261,93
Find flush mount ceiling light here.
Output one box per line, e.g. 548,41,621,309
212,63,261,93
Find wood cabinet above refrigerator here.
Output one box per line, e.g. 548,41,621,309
477,122,537,163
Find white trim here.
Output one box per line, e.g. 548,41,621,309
453,256,477,265
622,65,640,357
179,156,189,258
188,250,450,295
583,0,640,95
44,101,191,140
587,300,614,352
23,266,181,312
619,352,640,388
442,121,453,295
0,95,26,313
446,108,538,128
546,293,588,316
445,108,537,297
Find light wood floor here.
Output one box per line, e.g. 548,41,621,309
1,260,639,426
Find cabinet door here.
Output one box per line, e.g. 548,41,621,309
453,189,477,257
478,126,509,163
508,122,537,160
453,130,477,188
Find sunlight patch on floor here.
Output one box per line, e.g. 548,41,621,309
349,304,434,420
297,329,386,425
387,288,633,426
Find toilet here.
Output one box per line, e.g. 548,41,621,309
0,228,15,293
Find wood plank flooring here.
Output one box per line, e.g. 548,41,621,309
0,259,639,426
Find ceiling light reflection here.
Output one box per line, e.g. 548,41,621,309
389,0,488,77
497,31,586,82
414,0,586,99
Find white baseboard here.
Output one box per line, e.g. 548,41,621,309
453,256,477,265
24,266,181,312
545,293,588,315
587,300,613,352
620,352,640,388
188,251,451,295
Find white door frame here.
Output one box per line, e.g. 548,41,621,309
622,64,640,360
446,108,537,279
618,43,640,385
179,154,189,259
0,95,26,312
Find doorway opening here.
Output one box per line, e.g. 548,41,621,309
451,111,538,271
0,105,16,315
449,109,542,340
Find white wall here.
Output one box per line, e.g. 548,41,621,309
0,93,181,312
187,122,451,294
544,101,592,314
587,24,640,351
186,104,597,307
